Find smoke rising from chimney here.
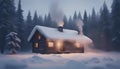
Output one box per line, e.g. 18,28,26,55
76,19,84,35
50,2,64,27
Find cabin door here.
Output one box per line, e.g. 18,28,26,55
38,40,47,53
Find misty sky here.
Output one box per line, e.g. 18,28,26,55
15,0,113,19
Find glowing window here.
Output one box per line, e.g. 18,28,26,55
56,41,63,51
56,41,62,47
35,43,39,48
75,42,80,48
48,42,54,48
38,35,41,39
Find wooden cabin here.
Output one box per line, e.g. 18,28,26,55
28,25,92,54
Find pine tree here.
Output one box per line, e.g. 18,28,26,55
83,11,87,24
38,15,44,26
44,13,55,28
83,10,88,35
73,11,77,20
16,0,25,50
44,14,47,26
33,11,39,26
88,9,101,50
78,12,82,19
24,11,33,50
16,0,24,32
98,2,113,50
100,2,111,35
47,13,52,27
0,0,16,53
68,16,74,30
91,8,97,28
72,11,78,30
26,11,33,35
111,0,120,51
63,15,68,29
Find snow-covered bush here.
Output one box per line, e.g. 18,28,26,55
6,32,21,54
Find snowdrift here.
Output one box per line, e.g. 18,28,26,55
0,52,120,69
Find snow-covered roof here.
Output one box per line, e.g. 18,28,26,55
28,25,92,44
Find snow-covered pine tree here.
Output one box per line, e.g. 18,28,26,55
6,32,21,54
0,0,16,53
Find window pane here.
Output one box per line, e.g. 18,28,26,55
35,43,39,48
38,35,41,39
48,42,54,48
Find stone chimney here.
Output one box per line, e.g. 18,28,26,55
58,26,63,32
78,30,80,35
57,21,64,32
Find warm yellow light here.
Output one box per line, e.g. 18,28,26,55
35,43,39,48
56,42,61,47
75,42,80,48
48,42,54,48
38,35,41,39
56,41,63,51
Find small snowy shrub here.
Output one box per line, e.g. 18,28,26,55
6,32,21,54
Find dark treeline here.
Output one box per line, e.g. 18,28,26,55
0,0,120,53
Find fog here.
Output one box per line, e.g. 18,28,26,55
15,0,113,19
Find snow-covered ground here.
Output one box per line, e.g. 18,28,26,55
0,52,120,69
